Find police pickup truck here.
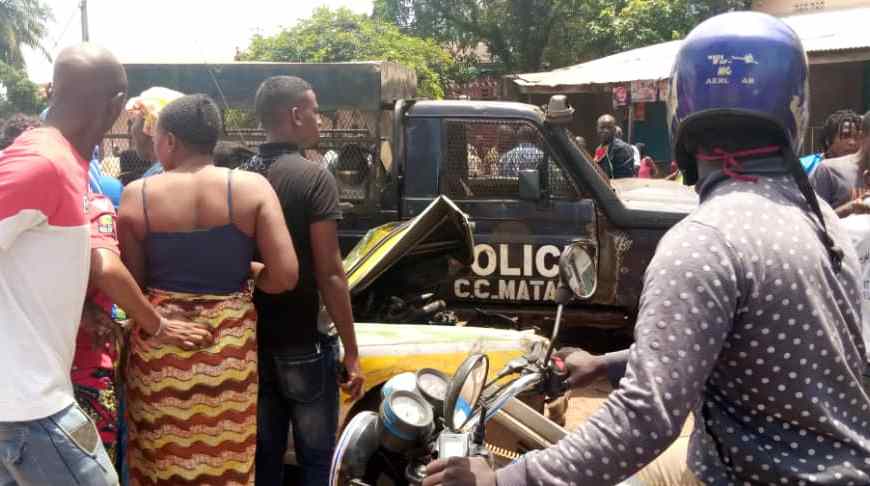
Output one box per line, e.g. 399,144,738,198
333,95,698,331
121,62,694,329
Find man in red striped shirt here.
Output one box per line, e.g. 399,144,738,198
0,44,127,485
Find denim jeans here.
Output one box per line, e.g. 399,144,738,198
115,382,129,486
256,335,339,486
0,403,118,486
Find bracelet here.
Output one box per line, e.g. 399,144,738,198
153,317,167,337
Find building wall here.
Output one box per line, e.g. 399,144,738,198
528,92,614,153
631,102,671,162
805,61,867,152
753,0,869,15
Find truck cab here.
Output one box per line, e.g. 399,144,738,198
339,97,697,330
117,61,695,330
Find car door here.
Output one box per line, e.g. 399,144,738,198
430,117,598,309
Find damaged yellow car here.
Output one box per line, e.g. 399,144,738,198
285,196,560,468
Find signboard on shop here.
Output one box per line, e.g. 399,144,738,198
630,80,658,103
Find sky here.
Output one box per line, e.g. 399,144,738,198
23,0,374,83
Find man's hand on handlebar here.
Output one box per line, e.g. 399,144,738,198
423,457,496,486
554,347,609,389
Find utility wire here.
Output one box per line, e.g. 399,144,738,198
195,39,246,145
50,5,78,50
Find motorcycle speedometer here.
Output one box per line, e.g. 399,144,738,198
379,390,434,453
381,372,418,399
416,368,449,413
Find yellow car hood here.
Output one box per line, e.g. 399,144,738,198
344,195,474,296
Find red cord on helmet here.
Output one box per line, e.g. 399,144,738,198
696,146,781,182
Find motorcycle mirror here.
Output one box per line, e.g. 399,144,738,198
443,353,490,431
329,411,380,486
543,243,598,368
558,242,597,301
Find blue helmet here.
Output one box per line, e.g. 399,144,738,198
668,12,809,185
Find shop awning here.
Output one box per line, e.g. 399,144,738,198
514,7,870,93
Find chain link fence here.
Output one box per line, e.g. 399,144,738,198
442,119,579,200
225,109,385,203
99,109,387,205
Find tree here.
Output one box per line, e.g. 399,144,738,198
0,0,53,69
0,61,45,117
374,0,573,73
239,7,461,99
374,0,753,73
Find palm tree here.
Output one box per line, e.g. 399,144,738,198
0,0,53,69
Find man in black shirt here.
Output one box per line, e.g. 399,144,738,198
240,76,364,486
594,114,635,179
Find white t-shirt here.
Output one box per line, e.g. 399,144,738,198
631,145,641,171
0,129,91,421
839,213,870,365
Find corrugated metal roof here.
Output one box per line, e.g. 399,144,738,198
783,7,870,53
513,40,682,91
514,7,870,91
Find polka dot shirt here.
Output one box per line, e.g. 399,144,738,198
497,176,870,486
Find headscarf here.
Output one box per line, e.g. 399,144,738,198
125,87,185,136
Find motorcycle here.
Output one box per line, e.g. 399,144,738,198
329,242,596,485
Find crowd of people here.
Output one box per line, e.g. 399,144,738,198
584,103,870,187
0,46,361,486
1,10,870,486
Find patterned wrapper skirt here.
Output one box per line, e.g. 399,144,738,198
126,289,258,486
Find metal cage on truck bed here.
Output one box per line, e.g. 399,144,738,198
106,61,417,205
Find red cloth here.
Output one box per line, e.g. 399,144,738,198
594,145,607,163
72,193,120,447
638,157,656,178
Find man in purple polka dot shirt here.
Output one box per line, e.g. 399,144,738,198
423,12,870,486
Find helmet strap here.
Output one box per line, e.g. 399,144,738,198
696,146,781,183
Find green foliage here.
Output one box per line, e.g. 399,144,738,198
374,0,753,73
223,108,258,130
0,61,45,118
240,7,465,99
0,0,52,69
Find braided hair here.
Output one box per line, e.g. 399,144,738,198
821,109,862,157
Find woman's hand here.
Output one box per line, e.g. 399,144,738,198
149,318,214,351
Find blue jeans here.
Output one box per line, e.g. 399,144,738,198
256,336,339,486
0,403,118,486
115,383,129,486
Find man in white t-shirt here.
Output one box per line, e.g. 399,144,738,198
839,210,870,372
0,45,127,485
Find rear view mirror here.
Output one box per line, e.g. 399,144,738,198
444,353,489,431
519,169,541,201
558,242,597,300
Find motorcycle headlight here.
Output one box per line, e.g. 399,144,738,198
329,411,380,486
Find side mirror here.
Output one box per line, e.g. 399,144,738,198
444,353,490,431
559,242,597,300
519,169,542,201
545,95,575,124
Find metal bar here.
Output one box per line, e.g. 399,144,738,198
79,0,89,41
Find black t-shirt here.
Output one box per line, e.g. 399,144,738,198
600,138,636,179
241,143,342,351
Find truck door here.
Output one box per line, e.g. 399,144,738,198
429,118,598,309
